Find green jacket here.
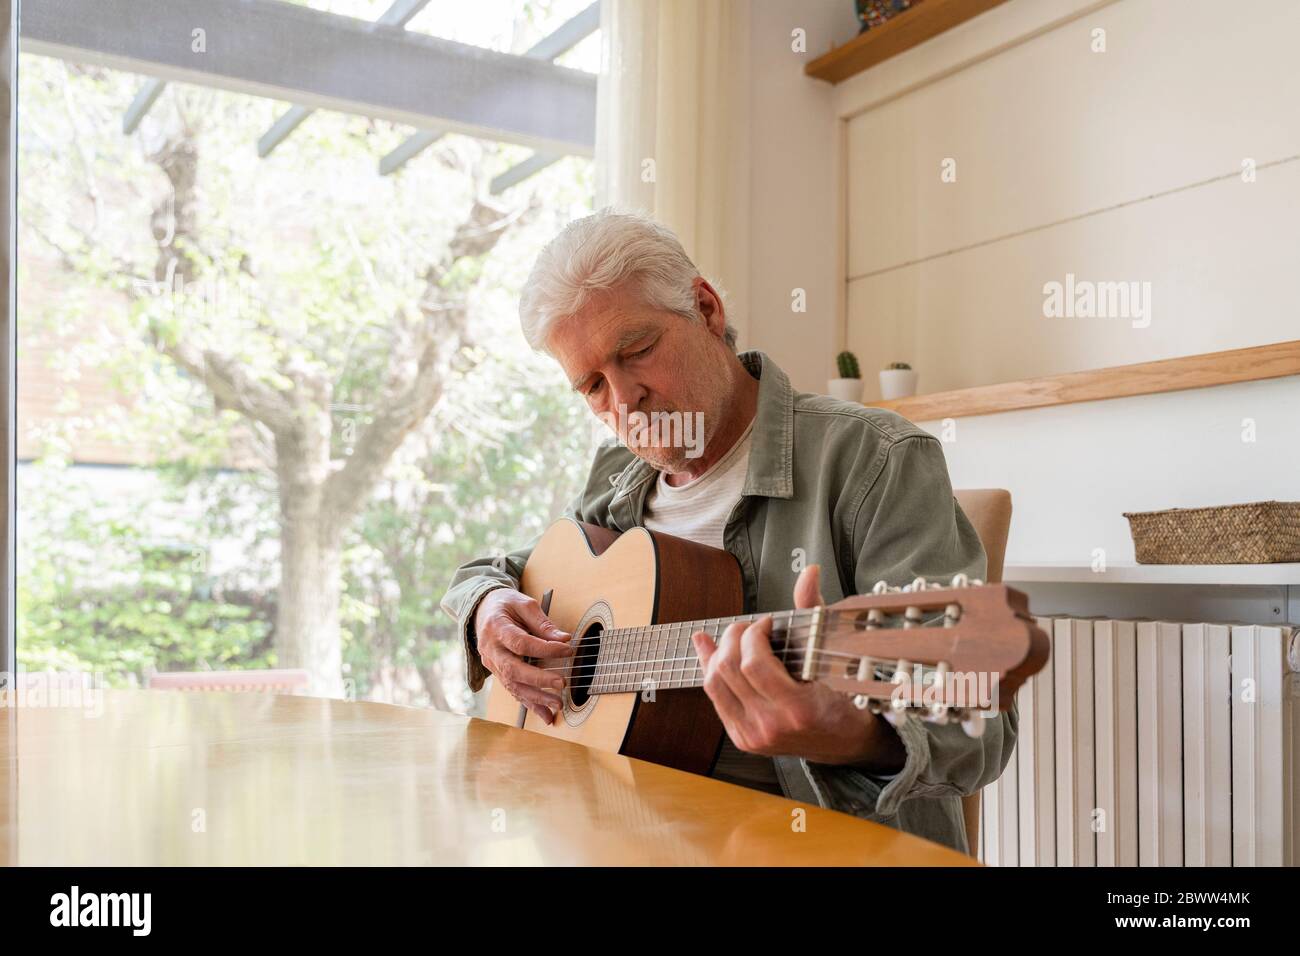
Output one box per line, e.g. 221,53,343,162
440,350,1016,856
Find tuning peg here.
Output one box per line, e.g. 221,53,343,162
925,663,949,721
879,707,909,728
888,660,914,724
959,711,986,738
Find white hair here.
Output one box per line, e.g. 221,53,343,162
519,207,738,354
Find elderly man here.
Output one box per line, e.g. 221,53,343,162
441,209,1015,854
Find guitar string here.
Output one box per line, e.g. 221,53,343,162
535,606,951,657
534,616,968,696
526,638,956,689
537,644,935,674
540,655,940,687
503,608,965,698
553,661,933,694
529,638,947,679
508,641,977,704
526,659,961,705
547,605,946,651
530,650,952,695
530,610,954,671
553,608,941,655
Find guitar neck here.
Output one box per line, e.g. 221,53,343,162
584,609,820,695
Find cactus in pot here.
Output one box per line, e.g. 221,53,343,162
836,351,861,380
828,350,864,403
879,361,919,400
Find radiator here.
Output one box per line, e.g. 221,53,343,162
978,618,1299,867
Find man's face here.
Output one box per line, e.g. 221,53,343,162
547,280,732,473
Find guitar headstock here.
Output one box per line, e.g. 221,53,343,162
795,575,1049,736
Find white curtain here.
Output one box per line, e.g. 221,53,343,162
595,0,750,344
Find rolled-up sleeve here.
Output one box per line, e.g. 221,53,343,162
439,444,632,694
439,550,532,694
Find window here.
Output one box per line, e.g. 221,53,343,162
14,0,600,711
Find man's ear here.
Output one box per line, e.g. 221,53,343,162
694,277,727,340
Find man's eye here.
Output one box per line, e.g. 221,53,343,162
631,342,655,358
586,379,604,396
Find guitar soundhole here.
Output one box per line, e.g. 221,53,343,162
568,622,604,709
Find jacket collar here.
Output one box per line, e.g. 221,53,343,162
736,350,795,499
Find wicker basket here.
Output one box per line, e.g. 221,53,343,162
1123,500,1300,565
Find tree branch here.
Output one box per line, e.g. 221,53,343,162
154,335,297,433
321,195,521,534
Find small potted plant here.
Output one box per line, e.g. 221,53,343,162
879,361,918,400
828,351,863,402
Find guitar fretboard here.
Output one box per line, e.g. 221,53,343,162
581,609,819,694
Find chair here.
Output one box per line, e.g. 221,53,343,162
147,669,310,694
952,488,1012,859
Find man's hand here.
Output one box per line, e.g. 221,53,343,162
474,588,574,725
690,565,906,771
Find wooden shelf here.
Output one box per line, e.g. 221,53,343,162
805,0,1008,84
866,340,1300,422
1004,563,1300,587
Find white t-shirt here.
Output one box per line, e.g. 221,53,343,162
641,419,783,794
642,419,753,550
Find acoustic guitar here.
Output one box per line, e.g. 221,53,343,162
485,518,1050,776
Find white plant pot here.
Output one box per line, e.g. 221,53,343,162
827,378,863,403
879,369,919,400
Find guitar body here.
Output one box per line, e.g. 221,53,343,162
482,518,1050,776
483,518,744,775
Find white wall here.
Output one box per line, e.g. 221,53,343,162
841,0,1300,392
823,0,1300,566
932,377,1300,565
743,0,857,393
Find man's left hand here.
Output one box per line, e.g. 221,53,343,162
691,564,906,771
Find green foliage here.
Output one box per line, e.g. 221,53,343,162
885,361,912,370
16,44,595,708
338,349,592,703
836,350,861,379
16,464,275,681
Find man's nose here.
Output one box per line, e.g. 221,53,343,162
607,372,647,416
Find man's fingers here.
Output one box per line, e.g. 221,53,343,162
690,630,715,668
494,652,566,694
693,629,747,723
508,680,563,721
515,599,571,643
711,619,763,703
497,621,575,660
794,564,825,610
740,617,801,700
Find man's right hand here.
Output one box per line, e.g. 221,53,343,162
474,588,574,724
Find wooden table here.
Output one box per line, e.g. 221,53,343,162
0,690,974,866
